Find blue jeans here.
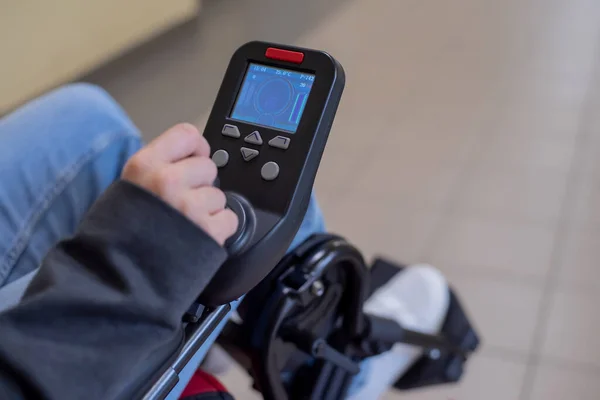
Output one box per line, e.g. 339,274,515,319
0,83,326,397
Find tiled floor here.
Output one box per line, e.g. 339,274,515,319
89,0,600,398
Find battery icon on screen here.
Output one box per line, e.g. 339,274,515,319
289,92,308,124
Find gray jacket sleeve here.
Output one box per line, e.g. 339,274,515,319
0,180,228,400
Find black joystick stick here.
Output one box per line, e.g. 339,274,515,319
224,192,256,255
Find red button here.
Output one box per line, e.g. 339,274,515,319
265,47,304,64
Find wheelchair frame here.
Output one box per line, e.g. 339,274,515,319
144,235,479,400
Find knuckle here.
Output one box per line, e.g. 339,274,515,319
203,210,238,245
200,157,218,180
203,188,226,213
203,186,227,211
177,123,201,144
176,122,199,135
224,209,239,233
213,188,227,209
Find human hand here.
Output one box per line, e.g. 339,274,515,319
122,123,238,245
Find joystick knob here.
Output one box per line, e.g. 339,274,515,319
224,192,256,255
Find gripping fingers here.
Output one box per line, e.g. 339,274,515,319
170,157,218,189
147,123,210,162
184,187,227,217
206,209,239,246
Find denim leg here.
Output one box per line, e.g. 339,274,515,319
0,83,142,288
288,193,326,251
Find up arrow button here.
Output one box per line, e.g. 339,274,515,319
244,131,263,145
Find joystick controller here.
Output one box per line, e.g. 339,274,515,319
144,42,345,400
223,193,256,255
197,41,344,305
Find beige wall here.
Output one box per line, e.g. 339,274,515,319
0,0,198,113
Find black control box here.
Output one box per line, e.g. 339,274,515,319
198,41,345,305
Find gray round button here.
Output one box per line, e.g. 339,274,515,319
212,149,229,168
261,161,280,181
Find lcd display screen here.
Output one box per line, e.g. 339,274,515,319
230,63,315,133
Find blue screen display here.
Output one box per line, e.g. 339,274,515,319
230,63,315,133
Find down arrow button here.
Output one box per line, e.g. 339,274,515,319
240,147,259,162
